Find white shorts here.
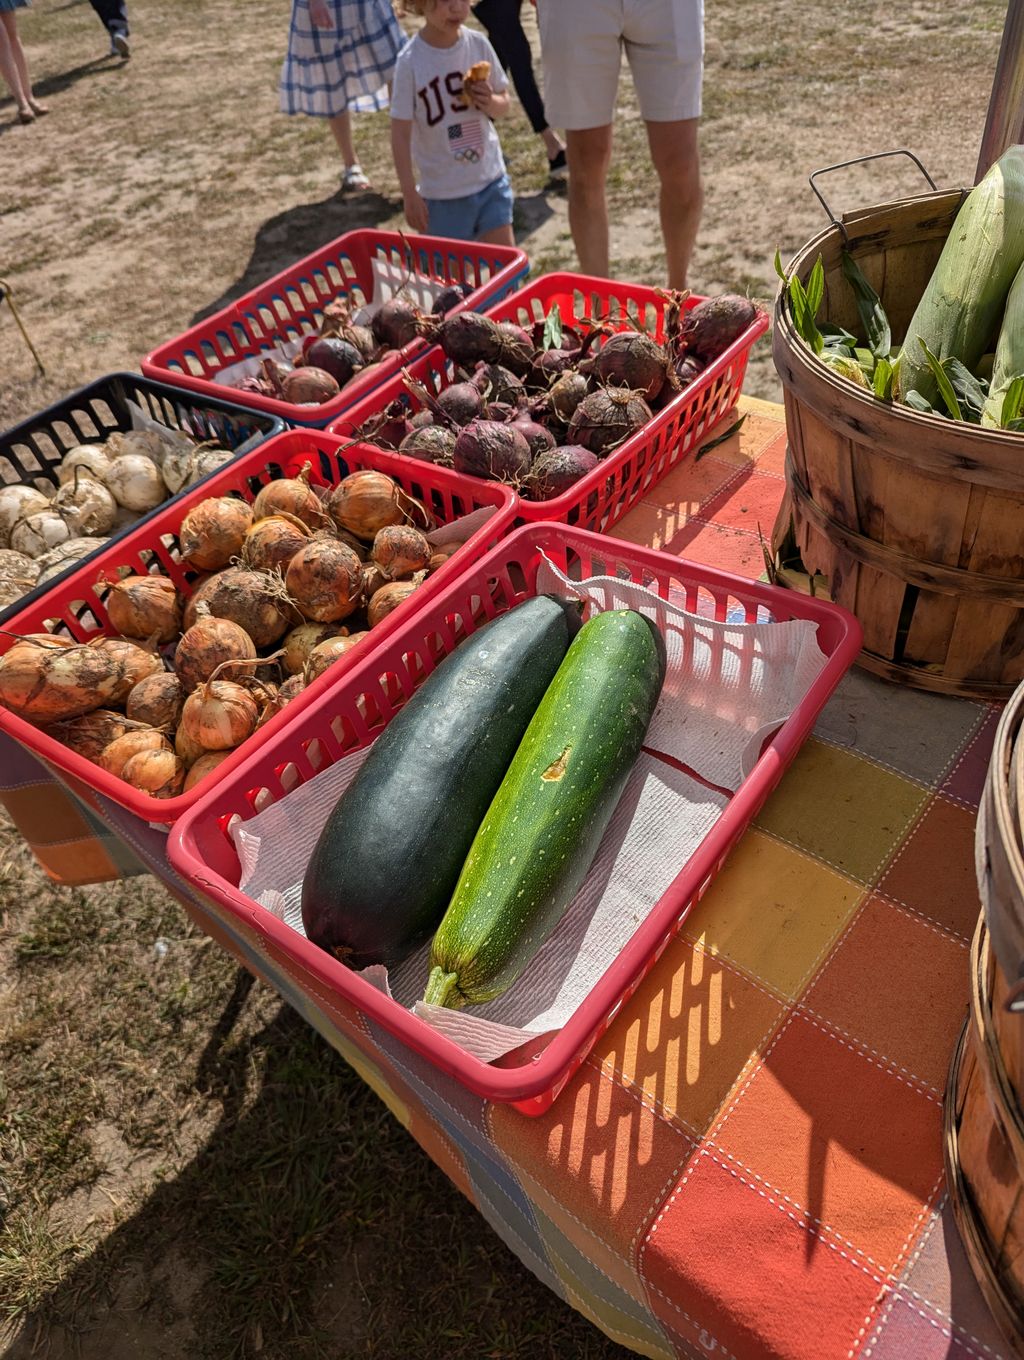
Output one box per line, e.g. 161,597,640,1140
536,0,704,129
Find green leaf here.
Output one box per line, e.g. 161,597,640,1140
1001,375,1024,426
853,346,876,376
945,358,986,423
805,256,825,318
819,322,859,347
694,415,747,461
918,339,961,420
542,304,563,352
773,248,787,282
904,389,935,413
788,274,823,354
841,251,891,360
872,356,894,399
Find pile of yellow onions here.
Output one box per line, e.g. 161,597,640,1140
0,467,465,800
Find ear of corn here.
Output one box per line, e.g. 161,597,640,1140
982,257,1024,426
895,144,1024,407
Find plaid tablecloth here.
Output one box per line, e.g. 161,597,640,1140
0,397,1007,1360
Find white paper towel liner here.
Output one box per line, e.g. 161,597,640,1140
231,555,826,1061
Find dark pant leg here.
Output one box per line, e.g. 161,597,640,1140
87,0,129,38
472,0,549,135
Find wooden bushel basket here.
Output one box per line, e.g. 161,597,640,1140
946,921,1024,1357
773,184,1024,699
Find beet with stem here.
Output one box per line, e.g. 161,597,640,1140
432,283,474,316
678,294,758,363
399,426,457,465
585,331,668,402
567,387,653,456
371,297,420,349
525,446,600,500
431,311,505,366
437,381,484,426
304,337,364,387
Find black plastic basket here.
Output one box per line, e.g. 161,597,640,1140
0,371,286,623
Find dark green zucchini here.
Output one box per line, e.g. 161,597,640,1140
424,608,666,1009
301,594,580,968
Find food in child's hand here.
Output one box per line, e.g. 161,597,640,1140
464,60,491,87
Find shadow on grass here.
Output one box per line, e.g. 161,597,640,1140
0,56,126,138
188,191,400,326
4,970,630,1360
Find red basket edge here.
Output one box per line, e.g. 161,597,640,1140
0,428,518,826
166,521,863,1106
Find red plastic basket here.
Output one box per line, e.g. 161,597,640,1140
167,523,861,1114
141,230,529,428
0,429,516,826
330,272,769,533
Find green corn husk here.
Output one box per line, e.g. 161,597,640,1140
895,145,1024,408
821,351,870,388
982,257,1024,426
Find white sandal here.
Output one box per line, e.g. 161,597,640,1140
341,164,371,192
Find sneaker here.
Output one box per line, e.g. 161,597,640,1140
111,32,131,58
547,149,568,181
341,163,371,192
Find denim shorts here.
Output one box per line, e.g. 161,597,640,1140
425,174,514,242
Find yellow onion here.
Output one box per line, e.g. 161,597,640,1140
327,470,406,541
120,748,186,799
91,636,164,702
174,602,257,692
50,708,133,762
303,633,366,683
251,465,326,529
183,749,235,792
126,672,185,728
179,497,253,571
180,678,259,751
183,567,292,649
281,621,342,675
242,512,313,573
285,535,363,623
277,673,306,705
371,524,432,580
361,563,389,600
106,575,182,643
427,543,461,573
0,636,126,723
99,728,170,779
281,367,340,406
175,723,205,768
367,579,422,628
335,528,369,561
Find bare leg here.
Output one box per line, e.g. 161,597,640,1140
328,109,357,167
645,118,702,290
478,224,515,247
3,13,46,113
565,125,613,279
541,127,564,160
0,15,32,115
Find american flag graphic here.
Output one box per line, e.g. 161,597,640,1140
448,118,484,162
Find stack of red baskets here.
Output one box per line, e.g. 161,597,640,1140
3,230,851,1113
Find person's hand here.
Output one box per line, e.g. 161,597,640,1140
403,190,429,233
310,0,332,30
465,79,495,114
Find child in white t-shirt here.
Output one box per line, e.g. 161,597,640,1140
391,0,515,244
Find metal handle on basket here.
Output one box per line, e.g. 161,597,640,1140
808,150,938,244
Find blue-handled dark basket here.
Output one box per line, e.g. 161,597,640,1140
0,371,286,624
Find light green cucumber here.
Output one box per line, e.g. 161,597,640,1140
423,608,666,1010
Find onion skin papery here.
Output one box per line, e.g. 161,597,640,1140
277,673,306,705
303,633,366,683
184,749,235,791
251,467,326,529
91,636,164,702
120,748,186,798
285,536,363,624
126,672,185,729
174,604,257,693
282,621,342,675
183,567,292,649
281,367,340,406
241,513,313,574
327,471,407,541
367,580,420,628
103,453,166,512
0,637,126,723
106,575,182,643
50,708,132,762
180,679,259,751
371,525,431,580
179,497,253,571
99,728,170,780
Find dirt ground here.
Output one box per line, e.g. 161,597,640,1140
0,1,1010,1357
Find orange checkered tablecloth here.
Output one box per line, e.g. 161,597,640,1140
0,396,1006,1359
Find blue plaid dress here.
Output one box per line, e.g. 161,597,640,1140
280,0,404,118
0,0,31,11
